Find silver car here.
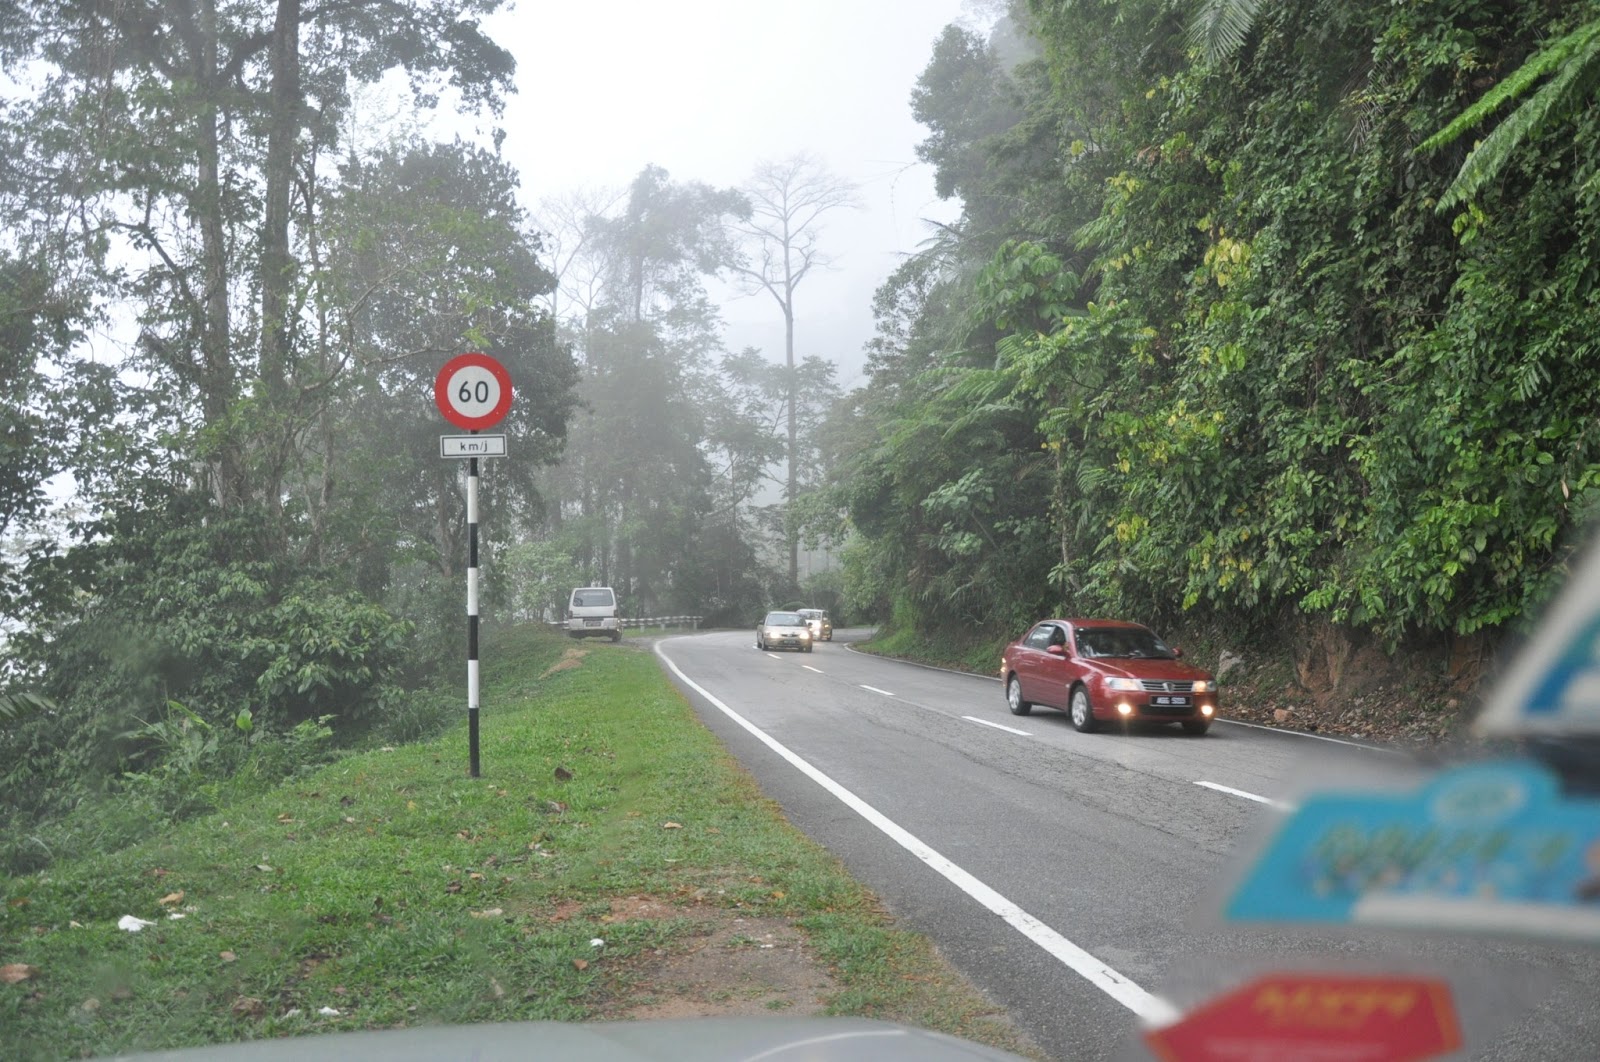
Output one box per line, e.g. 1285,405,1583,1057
757,610,813,652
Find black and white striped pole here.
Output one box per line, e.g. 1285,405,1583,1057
434,353,513,780
466,446,481,777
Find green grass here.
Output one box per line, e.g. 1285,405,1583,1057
0,625,1033,1060
855,624,1011,677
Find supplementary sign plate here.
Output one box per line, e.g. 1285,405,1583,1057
441,435,507,459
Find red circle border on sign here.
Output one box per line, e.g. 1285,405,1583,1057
434,352,513,431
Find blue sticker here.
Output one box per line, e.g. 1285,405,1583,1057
1225,760,1600,941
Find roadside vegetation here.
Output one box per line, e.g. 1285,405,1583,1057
0,627,1035,1061
823,0,1600,734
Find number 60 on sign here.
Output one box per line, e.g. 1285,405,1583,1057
434,352,513,431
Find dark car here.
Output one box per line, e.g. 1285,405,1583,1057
999,619,1218,735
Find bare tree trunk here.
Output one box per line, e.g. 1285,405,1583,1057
785,301,798,586
729,155,858,588
192,0,241,508
258,0,301,517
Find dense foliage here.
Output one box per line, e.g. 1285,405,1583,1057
833,0,1600,654
0,1,578,863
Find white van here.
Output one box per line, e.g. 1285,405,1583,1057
566,586,621,641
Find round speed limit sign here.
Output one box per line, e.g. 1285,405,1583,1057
434,352,513,430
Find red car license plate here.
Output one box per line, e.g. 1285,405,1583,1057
1153,695,1190,706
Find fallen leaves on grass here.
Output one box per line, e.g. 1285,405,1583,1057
230,997,265,1019
117,915,155,933
554,765,573,782
219,951,237,963
158,891,184,906
539,647,589,679
572,958,589,971
662,822,683,830
1,963,38,984
469,908,504,919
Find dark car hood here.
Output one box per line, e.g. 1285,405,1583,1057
117,1017,1028,1061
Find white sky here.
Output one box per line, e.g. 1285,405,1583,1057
486,0,979,387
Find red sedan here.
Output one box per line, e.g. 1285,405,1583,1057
999,619,1218,735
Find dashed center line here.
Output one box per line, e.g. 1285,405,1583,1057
1194,779,1295,810
801,665,823,674
963,716,1031,736
860,685,894,696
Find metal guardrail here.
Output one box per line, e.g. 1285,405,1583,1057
550,617,704,630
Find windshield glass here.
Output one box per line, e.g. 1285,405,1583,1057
572,589,614,607
1075,626,1174,660
765,612,804,626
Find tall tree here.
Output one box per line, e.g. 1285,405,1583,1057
534,166,748,610
730,154,858,584
1,0,516,517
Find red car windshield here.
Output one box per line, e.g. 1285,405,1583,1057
1075,627,1175,660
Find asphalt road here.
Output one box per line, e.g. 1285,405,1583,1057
652,628,1600,1061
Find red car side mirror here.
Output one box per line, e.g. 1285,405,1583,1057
1172,646,1184,659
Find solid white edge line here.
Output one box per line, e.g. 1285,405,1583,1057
654,639,1174,1024
1213,716,1408,756
860,685,895,696
802,665,824,674
962,716,1031,737
1193,779,1296,811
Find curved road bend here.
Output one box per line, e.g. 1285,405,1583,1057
654,629,1600,1061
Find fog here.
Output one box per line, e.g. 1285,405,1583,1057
488,0,978,383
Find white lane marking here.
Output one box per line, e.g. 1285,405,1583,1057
963,716,1031,737
1194,780,1296,811
1214,717,1407,756
842,643,1407,757
802,665,823,674
655,640,1173,1023
860,685,895,697
765,653,783,660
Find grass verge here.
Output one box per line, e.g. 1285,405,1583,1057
0,625,1035,1060
854,624,1010,677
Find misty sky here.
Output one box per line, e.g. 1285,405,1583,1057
488,0,979,386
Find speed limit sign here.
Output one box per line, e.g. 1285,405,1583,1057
434,352,513,430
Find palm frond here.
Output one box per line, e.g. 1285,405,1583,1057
0,692,55,725
1186,0,1265,66
1436,27,1600,209
1423,20,1600,152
